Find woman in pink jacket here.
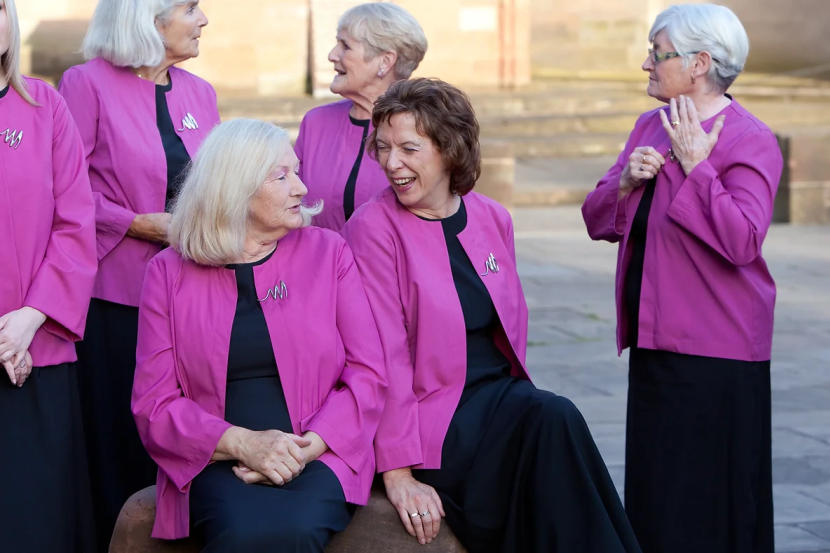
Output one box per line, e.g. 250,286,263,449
342,78,641,553
132,119,387,551
59,0,220,545
581,6,780,553
0,0,97,550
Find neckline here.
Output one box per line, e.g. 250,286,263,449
0,84,10,100
156,79,173,93
416,197,466,223
348,114,370,128
226,244,278,269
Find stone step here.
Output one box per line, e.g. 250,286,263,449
513,156,615,207
499,133,629,158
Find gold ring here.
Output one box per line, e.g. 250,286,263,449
671,120,680,127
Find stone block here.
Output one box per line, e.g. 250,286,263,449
478,139,515,210
774,130,830,224
109,486,466,553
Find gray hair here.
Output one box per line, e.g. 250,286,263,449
649,4,749,93
338,2,427,80
2,0,36,105
81,0,189,67
169,119,323,266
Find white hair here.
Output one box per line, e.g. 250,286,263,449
650,4,749,93
1,0,36,105
169,119,323,267
338,2,428,80
81,0,189,67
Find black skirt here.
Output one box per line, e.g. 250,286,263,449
75,298,158,552
414,377,642,553
625,347,774,553
0,362,97,552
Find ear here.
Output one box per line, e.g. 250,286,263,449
693,51,714,79
380,51,398,75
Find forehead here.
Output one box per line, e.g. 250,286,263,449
377,112,421,137
651,29,674,49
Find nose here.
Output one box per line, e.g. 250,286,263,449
385,148,404,173
198,6,208,27
293,174,308,197
328,45,339,64
642,54,654,72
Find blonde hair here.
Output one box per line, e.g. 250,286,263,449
82,0,189,67
1,0,36,105
169,119,323,266
338,3,427,80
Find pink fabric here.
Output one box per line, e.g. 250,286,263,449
59,58,221,307
341,190,530,472
582,100,782,361
295,100,390,232
132,227,387,539
0,77,96,367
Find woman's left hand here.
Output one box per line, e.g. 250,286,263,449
3,350,33,387
0,307,47,368
232,432,329,485
659,95,726,176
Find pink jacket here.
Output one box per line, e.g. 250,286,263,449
295,100,390,232
582,100,781,361
341,190,530,472
0,77,96,367
59,58,221,307
132,227,387,539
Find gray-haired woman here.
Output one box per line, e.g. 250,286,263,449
58,0,220,548
295,2,428,231
582,5,780,553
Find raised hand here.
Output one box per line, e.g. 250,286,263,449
659,95,725,176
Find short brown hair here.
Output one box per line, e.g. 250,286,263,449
368,78,481,196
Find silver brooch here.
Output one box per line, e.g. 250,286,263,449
258,281,288,302
1,128,23,150
177,113,198,132
480,253,499,276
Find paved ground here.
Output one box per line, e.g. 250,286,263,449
514,205,830,553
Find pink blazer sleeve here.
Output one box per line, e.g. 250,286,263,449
342,212,424,472
132,259,232,492
301,241,387,473
59,68,136,261
294,115,308,181
666,127,782,267
23,97,97,342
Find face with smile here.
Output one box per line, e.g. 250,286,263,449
158,0,208,63
643,30,694,103
248,149,308,236
375,112,454,215
328,29,382,98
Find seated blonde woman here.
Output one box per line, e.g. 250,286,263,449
131,119,387,552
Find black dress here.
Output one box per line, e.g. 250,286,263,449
188,249,353,553
75,79,191,551
623,180,774,553
343,115,370,222
413,200,642,553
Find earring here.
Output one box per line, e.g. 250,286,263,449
377,69,384,77
692,74,696,84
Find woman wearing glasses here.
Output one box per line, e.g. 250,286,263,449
582,5,781,553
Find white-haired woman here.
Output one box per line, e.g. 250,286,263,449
582,5,780,553
58,0,220,547
0,0,98,550
295,2,427,231
131,119,386,551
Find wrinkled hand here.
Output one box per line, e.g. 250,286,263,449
384,469,445,545
620,146,666,199
659,95,725,176
232,431,327,486
0,307,46,373
3,350,33,387
233,429,311,486
128,212,172,244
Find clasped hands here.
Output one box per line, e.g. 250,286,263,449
0,307,46,387
225,428,327,487
620,95,725,199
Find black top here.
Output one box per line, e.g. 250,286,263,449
223,247,293,432
155,80,190,211
0,85,9,99
423,200,512,406
624,178,657,348
343,115,370,222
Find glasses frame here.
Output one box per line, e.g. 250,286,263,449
648,48,720,65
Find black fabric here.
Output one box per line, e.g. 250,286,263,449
75,298,159,553
1,362,97,553
625,348,774,553
188,250,353,552
155,80,190,211
0,84,9,99
414,378,642,553
343,115,370,222
624,178,656,347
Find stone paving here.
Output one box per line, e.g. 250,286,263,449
513,205,830,553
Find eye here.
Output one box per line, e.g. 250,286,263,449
404,148,418,153
376,144,390,151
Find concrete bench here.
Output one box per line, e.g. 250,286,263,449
109,486,467,553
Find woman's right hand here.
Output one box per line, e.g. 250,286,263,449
383,468,446,545
127,212,172,244
232,429,311,486
619,146,665,199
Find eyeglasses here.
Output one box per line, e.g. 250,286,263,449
648,48,721,64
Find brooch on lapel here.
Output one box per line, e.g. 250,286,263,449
1,128,23,150
480,253,500,277
177,113,199,132
258,281,288,302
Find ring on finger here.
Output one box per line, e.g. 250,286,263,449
671,119,680,127
410,512,420,519
639,165,646,172
420,511,430,517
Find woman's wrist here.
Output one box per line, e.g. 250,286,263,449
383,467,414,486
213,426,250,461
